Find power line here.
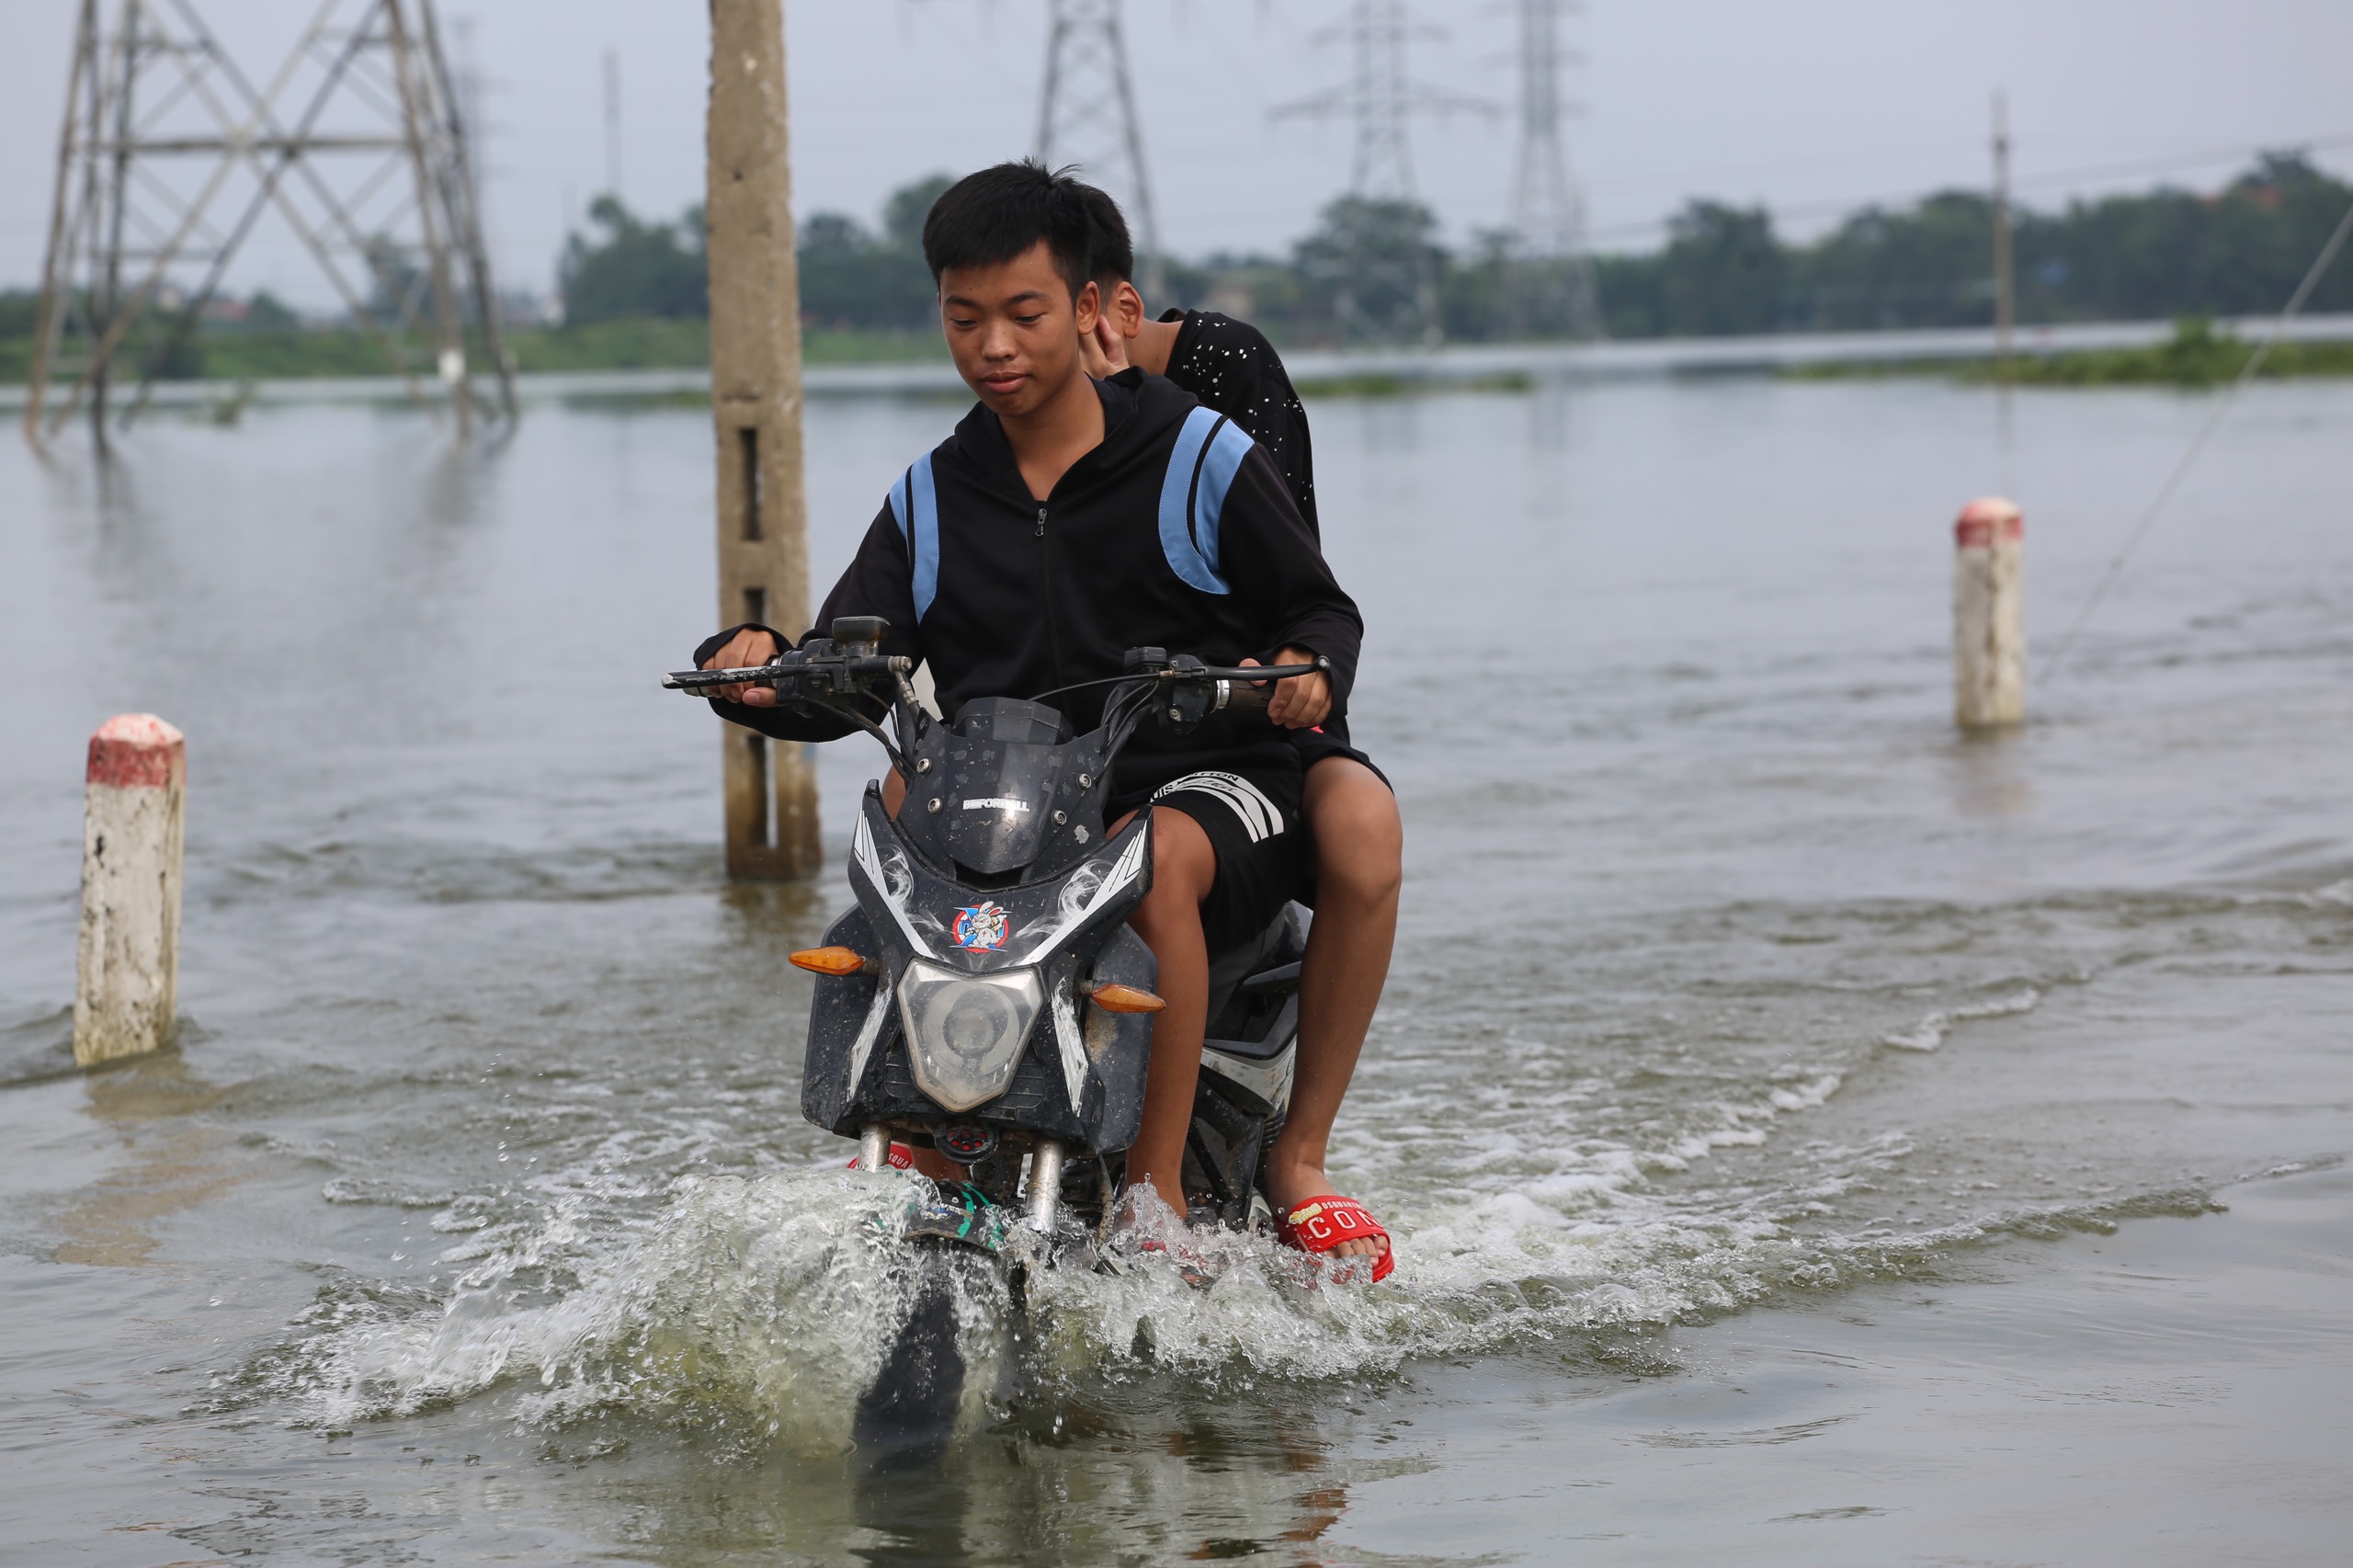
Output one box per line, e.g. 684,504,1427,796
602,48,622,203
2040,190,2353,686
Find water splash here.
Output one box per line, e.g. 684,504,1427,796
226,1055,2221,1455
1880,986,2041,1052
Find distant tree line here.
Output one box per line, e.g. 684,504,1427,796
2,151,2345,381
545,151,2351,346
1584,152,2353,339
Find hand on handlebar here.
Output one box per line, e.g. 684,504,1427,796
1244,646,1332,730
702,626,781,705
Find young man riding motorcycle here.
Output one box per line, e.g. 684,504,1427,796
695,161,1393,1276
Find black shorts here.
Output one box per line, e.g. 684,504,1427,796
1287,716,1391,790
1150,767,1308,951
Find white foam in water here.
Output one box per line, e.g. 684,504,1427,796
230,971,2245,1455
1879,986,2041,1052
276,1168,1006,1448
254,1057,2018,1443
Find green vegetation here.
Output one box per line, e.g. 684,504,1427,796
509,316,708,371
558,197,708,324
1290,370,1534,399
269,147,2353,349
1979,318,2353,386
4,152,2347,381
798,174,955,334
1790,317,2353,387
506,319,941,372
1584,153,2353,341
0,301,939,384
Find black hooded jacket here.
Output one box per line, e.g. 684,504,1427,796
698,369,1362,812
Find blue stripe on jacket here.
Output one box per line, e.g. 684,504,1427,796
1156,406,1252,595
886,456,941,622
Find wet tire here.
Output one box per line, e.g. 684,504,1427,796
852,1250,967,1455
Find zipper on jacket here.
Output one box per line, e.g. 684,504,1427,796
1036,503,1068,699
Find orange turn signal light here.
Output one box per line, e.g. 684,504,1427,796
1089,983,1165,1014
790,947,868,976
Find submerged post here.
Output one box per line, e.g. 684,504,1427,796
1953,497,2025,729
74,714,186,1065
706,0,820,878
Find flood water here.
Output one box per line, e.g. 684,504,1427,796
3,374,2350,1564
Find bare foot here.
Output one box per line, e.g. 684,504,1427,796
1262,1152,1389,1265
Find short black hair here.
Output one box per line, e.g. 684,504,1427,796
921,160,1095,300
1079,183,1135,289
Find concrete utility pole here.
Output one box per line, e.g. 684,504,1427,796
75,714,185,1065
1274,0,1494,345
1953,497,2025,730
1992,91,2015,373
1506,0,1601,341
707,0,820,880
24,0,514,445
1037,0,1165,300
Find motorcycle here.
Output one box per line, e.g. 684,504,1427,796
666,619,1317,1440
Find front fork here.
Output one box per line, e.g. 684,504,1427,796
857,1121,1066,1235
1024,1139,1065,1234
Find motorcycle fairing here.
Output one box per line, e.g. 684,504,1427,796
849,794,1153,977
800,789,1158,1153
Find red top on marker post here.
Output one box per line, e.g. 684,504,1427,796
1954,496,2023,550
86,713,186,790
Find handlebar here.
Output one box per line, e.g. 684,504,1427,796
664,653,1322,703
661,651,911,694
1219,676,1280,716
665,617,1338,786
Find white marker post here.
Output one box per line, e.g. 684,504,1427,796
1953,497,2025,730
74,714,186,1065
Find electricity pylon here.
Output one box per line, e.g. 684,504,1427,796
1505,0,1602,340
24,0,514,446
1036,0,1164,299
1274,0,1493,345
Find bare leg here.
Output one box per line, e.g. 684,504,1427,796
1118,807,1218,1221
1264,758,1402,1262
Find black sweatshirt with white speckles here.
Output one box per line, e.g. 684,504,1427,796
1158,309,1386,772
1159,311,1318,537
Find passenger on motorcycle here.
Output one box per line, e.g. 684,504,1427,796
696,162,1391,1271
1071,186,1401,1273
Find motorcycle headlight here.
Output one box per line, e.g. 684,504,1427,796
895,960,1045,1113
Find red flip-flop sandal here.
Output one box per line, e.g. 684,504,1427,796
1274,1195,1395,1283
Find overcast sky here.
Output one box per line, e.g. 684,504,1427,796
6,0,2351,306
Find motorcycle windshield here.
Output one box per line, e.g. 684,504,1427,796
938,739,1060,875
